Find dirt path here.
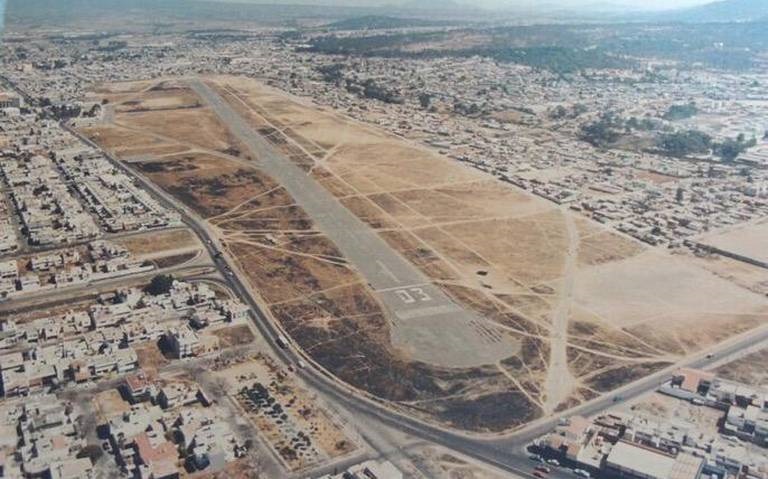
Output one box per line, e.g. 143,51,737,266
542,207,579,414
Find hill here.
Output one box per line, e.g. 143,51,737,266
671,0,768,22
325,15,451,30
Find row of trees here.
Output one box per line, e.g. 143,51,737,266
581,112,759,163
656,130,757,161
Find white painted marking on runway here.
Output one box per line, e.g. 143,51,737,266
376,260,400,284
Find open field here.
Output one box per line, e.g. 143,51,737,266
80,76,768,432
715,347,768,386
698,218,768,267
207,75,768,413
114,228,203,267
80,78,554,431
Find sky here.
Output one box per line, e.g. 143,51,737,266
472,0,710,8
206,0,715,12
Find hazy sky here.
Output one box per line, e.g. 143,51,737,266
478,0,709,7
209,0,714,12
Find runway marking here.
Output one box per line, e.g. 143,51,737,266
395,304,460,320
376,260,400,284
376,282,430,293
392,286,434,305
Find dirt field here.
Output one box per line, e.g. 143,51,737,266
698,218,768,267
134,341,171,373
207,74,768,414
715,347,768,386
116,228,198,255
93,389,132,421
80,79,548,432
79,76,768,432
115,228,202,266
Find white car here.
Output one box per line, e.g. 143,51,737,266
574,469,590,478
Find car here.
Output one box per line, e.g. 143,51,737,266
535,465,551,473
546,459,559,467
574,469,590,478
529,454,543,462
612,395,622,403
533,472,545,478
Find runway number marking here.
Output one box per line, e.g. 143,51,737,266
395,287,432,304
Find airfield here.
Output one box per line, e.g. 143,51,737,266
78,76,768,431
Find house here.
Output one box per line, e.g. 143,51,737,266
49,458,95,479
133,431,178,479
158,382,200,410
604,441,703,479
165,327,201,359
123,372,157,403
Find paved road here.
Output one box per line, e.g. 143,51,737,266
58,85,768,479
189,79,515,369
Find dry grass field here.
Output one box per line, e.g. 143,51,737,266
698,218,768,267
80,79,544,431
715,347,768,386
209,75,768,412
79,76,768,432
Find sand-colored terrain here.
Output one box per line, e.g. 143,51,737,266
78,76,768,432
698,218,768,267
209,74,768,411
80,79,541,431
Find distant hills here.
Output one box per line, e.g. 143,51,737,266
325,15,456,30
398,0,463,10
669,0,768,22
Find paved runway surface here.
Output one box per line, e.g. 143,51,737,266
190,79,517,367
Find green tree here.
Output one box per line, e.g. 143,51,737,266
657,130,712,158
418,93,432,109
145,274,174,296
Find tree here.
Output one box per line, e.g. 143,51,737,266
662,102,698,121
713,134,757,163
145,274,174,296
580,112,622,147
549,105,568,119
77,445,104,463
418,93,432,109
656,130,712,158
715,138,742,162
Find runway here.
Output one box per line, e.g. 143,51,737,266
189,78,517,368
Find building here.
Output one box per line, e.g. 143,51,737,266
0,92,22,109
165,327,201,359
604,441,703,479
316,460,403,479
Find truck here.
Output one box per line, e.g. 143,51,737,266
276,335,290,349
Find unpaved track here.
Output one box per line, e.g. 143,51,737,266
542,208,578,413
